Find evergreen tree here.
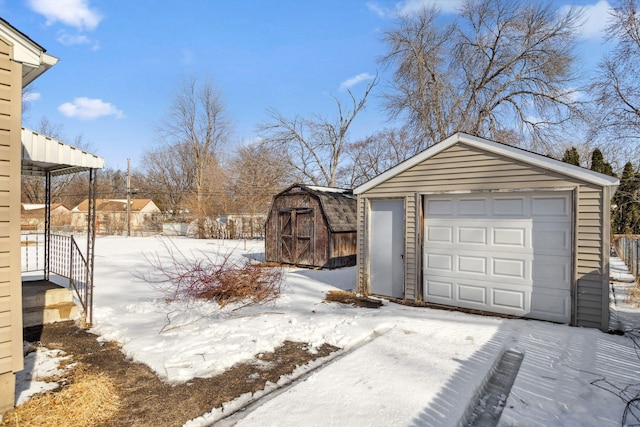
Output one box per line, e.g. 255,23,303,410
612,162,640,234
562,147,580,166
590,148,616,177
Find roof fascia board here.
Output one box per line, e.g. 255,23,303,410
458,133,619,187
354,133,619,194
0,19,59,87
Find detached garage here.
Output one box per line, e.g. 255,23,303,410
354,133,619,330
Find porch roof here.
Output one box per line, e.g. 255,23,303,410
21,128,105,176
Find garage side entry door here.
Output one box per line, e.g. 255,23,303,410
423,192,572,323
369,200,404,299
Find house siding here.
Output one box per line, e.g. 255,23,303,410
0,35,22,412
357,143,609,329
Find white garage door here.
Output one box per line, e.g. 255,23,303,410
423,192,572,323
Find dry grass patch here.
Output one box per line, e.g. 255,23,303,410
325,290,383,308
2,367,119,427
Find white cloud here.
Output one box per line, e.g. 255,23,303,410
339,73,375,91
559,0,612,41
28,0,102,31
56,30,100,50
58,97,125,120
23,92,41,102
367,0,463,17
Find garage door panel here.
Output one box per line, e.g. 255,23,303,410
426,253,452,271
459,198,486,215
426,199,453,215
427,226,453,243
458,227,487,245
493,227,526,247
493,197,525,215
532,229,571,252
493,288,525,310
532,255,570,287
458,283,487,304
458,256,486,274
423,191,572,324
532,196,570,216
530,290,571,323
425,279,453,299
492,258,527,279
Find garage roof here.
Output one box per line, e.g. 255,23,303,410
354,133,620,194
21,128,105,176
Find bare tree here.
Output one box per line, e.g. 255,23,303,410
589,0,640,167
258,78,377,187
141,142,193,220
342,128,418,187
227,141,294,214
381,0,584,151
153,76,231,238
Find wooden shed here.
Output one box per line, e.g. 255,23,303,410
265,184,357,268
354,133,619,331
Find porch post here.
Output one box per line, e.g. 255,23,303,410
44,171,51,280
85,168,97,325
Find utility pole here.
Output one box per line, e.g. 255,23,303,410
127,158,131,237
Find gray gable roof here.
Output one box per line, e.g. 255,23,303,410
279,184,357,233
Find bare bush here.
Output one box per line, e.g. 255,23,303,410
138,240,283,309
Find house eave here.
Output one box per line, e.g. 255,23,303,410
0,17,59,87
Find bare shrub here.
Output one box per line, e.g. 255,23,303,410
138,240,283,309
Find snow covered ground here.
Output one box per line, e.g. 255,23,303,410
17,236,640,426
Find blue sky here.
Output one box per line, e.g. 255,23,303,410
1,0,615,170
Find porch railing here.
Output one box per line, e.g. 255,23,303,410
21,232,92,324
50,234,92,324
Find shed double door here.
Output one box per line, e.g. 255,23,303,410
279,208,314,266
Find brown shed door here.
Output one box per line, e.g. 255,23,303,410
278,208,314,265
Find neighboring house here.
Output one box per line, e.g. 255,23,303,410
0,18,57,414
21,203,71,231
354,133,619,331
72,199,161,235
265,184,357,269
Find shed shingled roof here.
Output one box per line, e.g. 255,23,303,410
278,184,357,233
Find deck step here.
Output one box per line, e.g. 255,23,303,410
22,281,79,327
22,302,79,328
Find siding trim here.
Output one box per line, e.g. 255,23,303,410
601,185,612,331
571,187,579,326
